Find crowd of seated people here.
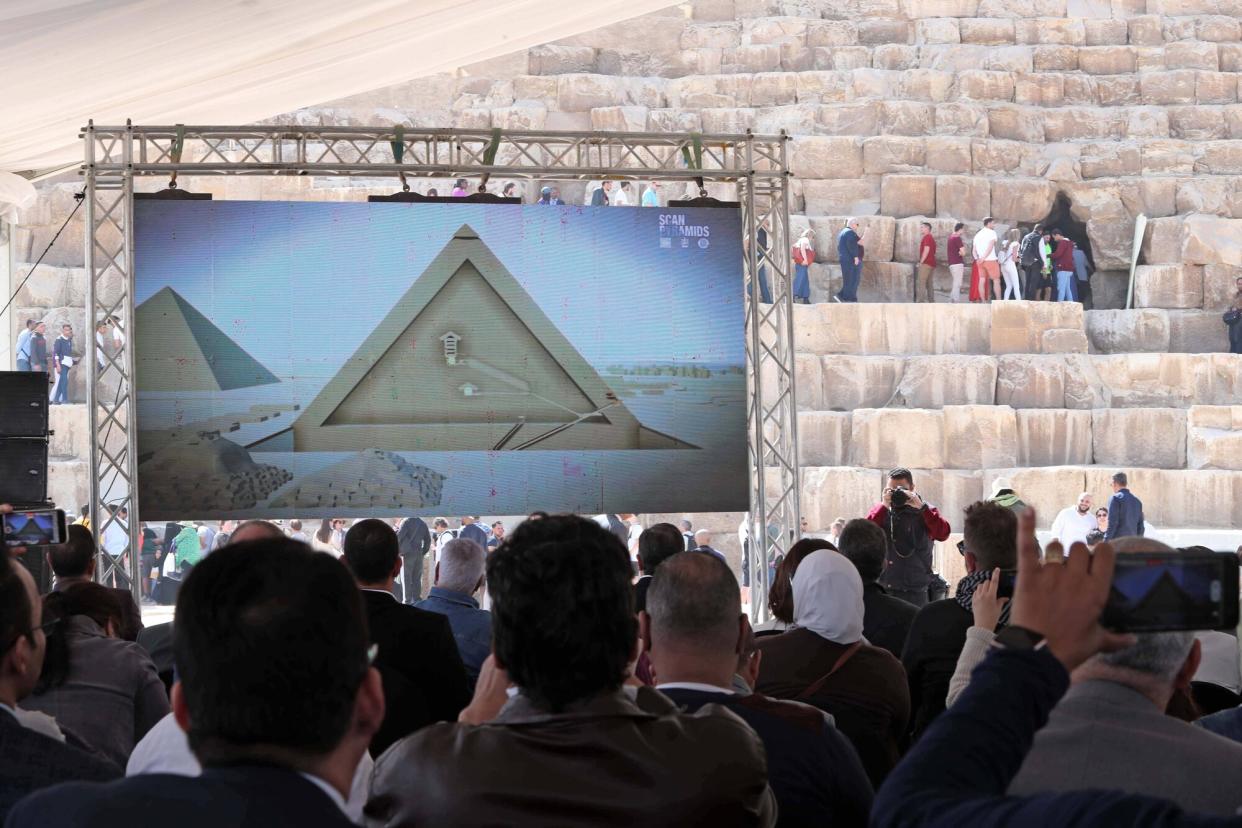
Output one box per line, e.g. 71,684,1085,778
3,500,1242,828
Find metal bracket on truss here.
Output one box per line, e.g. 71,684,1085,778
81,124,799,617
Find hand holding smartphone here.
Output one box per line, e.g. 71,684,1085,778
2,508,68,548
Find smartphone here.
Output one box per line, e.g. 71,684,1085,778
1,508,68,548
997,570,1017,599
1102,552,1239,633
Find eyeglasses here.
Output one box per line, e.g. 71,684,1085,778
1,616,59,654
957,540,966,556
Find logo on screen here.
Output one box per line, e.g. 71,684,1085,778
659,213,711,249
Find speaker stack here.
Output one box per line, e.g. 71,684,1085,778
0,371,51,507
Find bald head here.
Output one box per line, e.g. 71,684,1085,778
693,530,712,548
1110,537,1175,554
646,551,740,654
228,520,284,545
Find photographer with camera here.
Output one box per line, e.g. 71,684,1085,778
865,469,952,609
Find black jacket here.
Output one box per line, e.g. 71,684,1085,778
662,687,874,828
7,764,354,828
0,710,120,823
361,589,471,757
396,517,431,559
900,598,973,740
862,582,919,659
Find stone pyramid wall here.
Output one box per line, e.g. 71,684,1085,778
7,0,1242,543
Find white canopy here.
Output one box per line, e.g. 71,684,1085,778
0,0,675,216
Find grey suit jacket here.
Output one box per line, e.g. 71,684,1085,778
1009,678,1242,816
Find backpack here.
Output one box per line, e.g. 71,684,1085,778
1019,232,1041,268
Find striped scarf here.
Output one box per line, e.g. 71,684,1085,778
955,570,1012,629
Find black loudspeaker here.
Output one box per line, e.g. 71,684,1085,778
0,371,50,437
0,438,49,505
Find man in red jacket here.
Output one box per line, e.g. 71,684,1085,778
866,468,952,609
1050,229,1077,303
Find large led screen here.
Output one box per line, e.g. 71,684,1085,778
133,199,747,519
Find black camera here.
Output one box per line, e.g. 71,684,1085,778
890,486,909,508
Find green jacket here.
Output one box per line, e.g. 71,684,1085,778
990,491,1027,513
173,525,202,569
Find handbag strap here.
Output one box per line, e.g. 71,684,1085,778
795,641,863,701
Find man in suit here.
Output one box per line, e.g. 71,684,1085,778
644,551,874,827
1008,537,1242,816
1104,471,1145,540
343,519,471,756
0,547,120,822
836,518,918,659
395,516,431,603
634,522,686,614
8,538,380,828
367,515,777,827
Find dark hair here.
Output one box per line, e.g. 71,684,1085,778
1032,223,1043,233
837,518,888,584
174,539,370,764
342,519,399,584
888,467,913,487
983,216,994,225
427,188,438,197
316,519,334,545
953,222,964,232
647,552,739,653
638,523,685,576
527,511,549,521
1113,472,1128,486
769,538,837,624
963,501,1018,571
487,515,635,712
502,183,515,194
50,524,96,578
920,222,931,231
0,552,34,657
455,178,467,188
37,583,123,693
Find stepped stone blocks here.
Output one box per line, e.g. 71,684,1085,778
797,411,852,465
1082,468,1242,528
47,460,89,516
1091,408,1189,468
850,408,946,467
1187,405,1242,470
891,354,999,406
1015,409,1094,465
800,466,885,530
942,404,1020,469
48,404,91,461
1085,309,1173,352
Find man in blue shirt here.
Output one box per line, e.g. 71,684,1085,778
51,323,74,404
415,537,492,689
836,218,862,303
1104,471,1145,540
14,319,36,371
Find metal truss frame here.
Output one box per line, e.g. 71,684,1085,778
83,123,799,616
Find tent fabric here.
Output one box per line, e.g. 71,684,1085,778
0,0,677,208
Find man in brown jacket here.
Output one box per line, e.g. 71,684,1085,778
366,515,776,827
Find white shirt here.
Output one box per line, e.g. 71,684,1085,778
972,227,999,261
611,188,631,206
127,712,373,824
102,520,129,555
1050,506,1097,548
655,682,735,695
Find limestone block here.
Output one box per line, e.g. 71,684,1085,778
1083,18,1128,44
900,69,956,102
850,68,900,100
806,20,859,46
1085,309,1173,353
681,22,743,49
1133,47,1166,73
1044,107,1129,141
983,466,1089,521
725,44,786,72
11,265,86,309
850,409,945,469
1198,141,1242,175
990,301,1085,355
924,136,974,173
901,0,980,14
1032,45,1078,72
893,216,962,263
989,179,1054,223
943,405,1019,470
1197,73,1238,106
921,470,985,532
1092,409,1188,469
1015,74,1065,106
1204,265,1242,311
791,136,864,179
957,70,1015,101
1096,76,1141,107
1135,178,1177,219
853,262,915,301
996,355,1067,408
1079,142,1140,179
978,0,1066,14
830,47,875,71
798,411,853,466
877,101,936,135
881,176,937,217
1061,75,1099,107
1028,18,1086,45
1133,264,1205,310
48,460,90,516
819,355,904,409
1127,16,1163,45
862,136,926,173
1164,42,1219,71
48,404,90,460
529,45,597,75
1042,329,1089,353
919,44,990,72
988,106,1045,143
972,139,1036,176
795,71,855,103
1168,310,1232,353
557,74,634,111
891,355,999,407
1169,107,1226,141
648,108,703,133
588,106,645,131
915,18,961,45
1182,215,1242,267
512,75,559,106
1077,46,1135,75
800,467,886,532
959,18,1015,44
874,45,921,70
982,46,1034,74
936,175,990,220
857,20,909,44
802,179,882,215
744,16,809,44
1187,405,1242,470
1127,108,1170,140
1085,468,1242,530
933,102,990,137
817,102,880,134
1093,353,1242,407
1015,411,1094,466
700,108,756,132
1140,71,1197,106
1223,44,1242,73
750,72,800,105
1141,216,1183,264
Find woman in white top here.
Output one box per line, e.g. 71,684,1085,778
312,518,339,556
998,229,1022,300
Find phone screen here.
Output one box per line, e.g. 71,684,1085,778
1102,552,1240,633
2,509,67,548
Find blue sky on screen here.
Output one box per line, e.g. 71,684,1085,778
134,200,745,380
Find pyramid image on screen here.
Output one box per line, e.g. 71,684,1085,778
292,224,697,452
135,286,280,392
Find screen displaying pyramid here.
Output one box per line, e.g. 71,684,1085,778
133,199,746,519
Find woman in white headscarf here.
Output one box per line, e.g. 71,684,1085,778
755,549,910,787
